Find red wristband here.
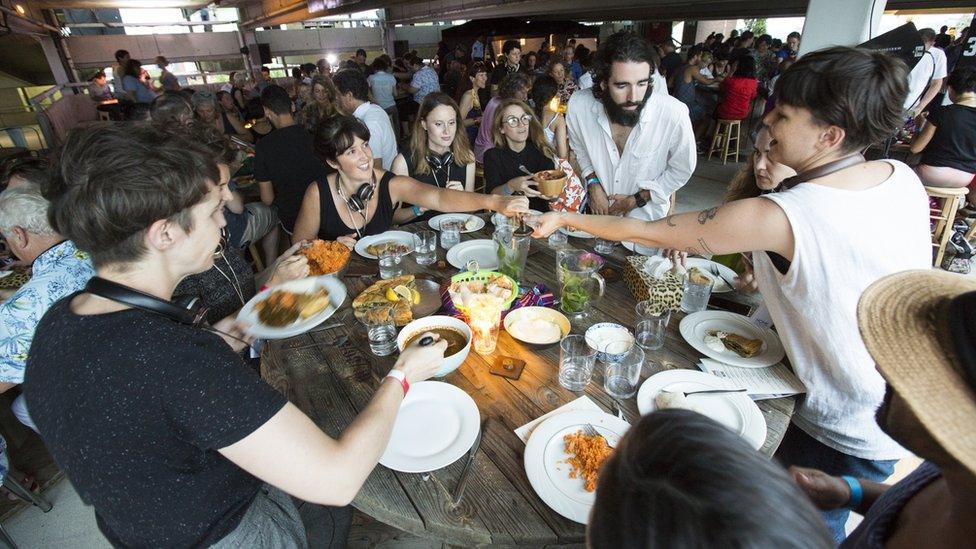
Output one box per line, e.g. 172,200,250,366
385,370,409,395
259,284,269,292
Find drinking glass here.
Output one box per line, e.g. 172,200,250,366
603,346,645,399
361,315,397,356
468,294,503,355
413,230,437,266
594,238,615,255
635,301,671,351
440,221,461,250
681,277,714,313
547,231,568,249
558,335,598,391
493,226,531,283
378,247,404,279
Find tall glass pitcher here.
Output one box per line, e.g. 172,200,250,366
557,250,606,318
493,226,531,283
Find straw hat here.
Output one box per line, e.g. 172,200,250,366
857,269,976,478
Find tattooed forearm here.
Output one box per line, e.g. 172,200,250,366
697,207,718,225
665,215,677,227
697,238,715,255
684,247,701,256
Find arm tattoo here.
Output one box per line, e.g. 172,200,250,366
665,215,677,227
697,207,718,225
697,238,715,255
684,246,701,256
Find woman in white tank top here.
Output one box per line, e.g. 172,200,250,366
530,75,569,159
528,47,931,543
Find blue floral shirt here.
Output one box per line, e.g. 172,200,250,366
0,240,94,384
410,66,441,104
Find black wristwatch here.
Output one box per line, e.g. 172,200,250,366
633,191,647,208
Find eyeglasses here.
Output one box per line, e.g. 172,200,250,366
504,114,533,128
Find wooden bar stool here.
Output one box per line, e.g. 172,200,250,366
707,119,742,165
925,186,968,267
474,163,485,193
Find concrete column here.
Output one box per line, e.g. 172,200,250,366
37,36,71,85
799,0,886,55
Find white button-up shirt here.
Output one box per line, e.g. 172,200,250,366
567,88,696,221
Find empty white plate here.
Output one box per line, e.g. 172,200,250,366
558,227,594,239
636,369,766,449
524,409,630,524
238,276,347,339
446,239,498,270
679,310,785,368
428,214,485,233
354,231,416,259
380,382,481,473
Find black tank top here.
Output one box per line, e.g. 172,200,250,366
316,171,396,240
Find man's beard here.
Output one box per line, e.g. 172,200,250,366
602,91,649,127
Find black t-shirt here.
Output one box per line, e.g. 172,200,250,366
253,124,331,232
483,142,554,212
490,63,523,89
400,148,468,224
660,52,683,79
921,104,976,174
316,170,397,240
24,296,287,548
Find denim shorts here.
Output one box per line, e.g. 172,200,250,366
210,485,307,548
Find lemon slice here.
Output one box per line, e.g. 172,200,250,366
385,285,413,302
411,288,421,305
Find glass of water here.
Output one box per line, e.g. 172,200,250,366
635,301,670,351
378,247,404,279
548,230,568,249
681,277,714,313
440,221,461,250
594,238,615,255
361,314,397,356
604,346,645,399
558,335,598,392
413,230,437,266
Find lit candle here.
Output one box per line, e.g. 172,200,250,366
468,294,503,355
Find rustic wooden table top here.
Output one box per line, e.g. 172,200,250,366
262,216,796,547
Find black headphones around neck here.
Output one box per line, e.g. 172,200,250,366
85,277,209,326
427,151,454,174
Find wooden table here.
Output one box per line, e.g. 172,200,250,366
262,218,796,547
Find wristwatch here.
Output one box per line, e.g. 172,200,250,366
632,191,647,208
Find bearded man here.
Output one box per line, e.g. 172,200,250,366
567,31,696,219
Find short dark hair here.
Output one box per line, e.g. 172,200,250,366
0,157,48,191
949,65,976,94
409,55,423,67
45,123,219,268
686,44,704,60
312,115,370,164
919,28,936,42
371,57,389,72
741,30,755,40
502,40,521,55
356,48,367,58
90,70,106,81
593,32,656,98
114,49,129,61
497,72,531,100
123,59,142,78
260,65,270,74
156,119,238,166
291,66,302,80
734,55,757,77
149,91,193,126
260,84,292,116
244,98,265,120
775,46,907,152
787,31,801,40
588,410,833,549
332,68,369,102
530,75,559,119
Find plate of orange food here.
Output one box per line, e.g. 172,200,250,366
301,239,351,276
238,276,347,339
524,409,630,524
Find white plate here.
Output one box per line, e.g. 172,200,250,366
525,409,630,524
379,381,481,473
636,370,767,449
237,276,347,339
428,214,485,233
642,256,737,293
621,241,660,256
355,231,416,259
558,227,594,239
679,311,785,368
446,239,498,270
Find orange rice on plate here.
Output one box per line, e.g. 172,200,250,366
563,430,613,492
302,240,350,276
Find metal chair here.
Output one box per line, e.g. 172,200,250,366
0,469,53,549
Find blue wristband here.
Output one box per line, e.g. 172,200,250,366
502,183,513,196
411,205,423,216
841,476,862,510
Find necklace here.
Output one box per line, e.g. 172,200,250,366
213,251,246,305
334,173,372,238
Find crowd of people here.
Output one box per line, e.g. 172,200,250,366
0,20,974,549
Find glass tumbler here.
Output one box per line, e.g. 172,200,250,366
558,335,598,391
378,247,404,279
361,314,397,356
681,277,714,313
413,230,437,266
440,221,462,250
635,301,671,351
594,238,615,255
603,346,645,399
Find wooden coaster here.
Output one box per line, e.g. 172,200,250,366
490,356,526,380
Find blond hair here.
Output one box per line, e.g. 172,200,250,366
491,99,556,158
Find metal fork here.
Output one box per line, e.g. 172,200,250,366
582,423,614,448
